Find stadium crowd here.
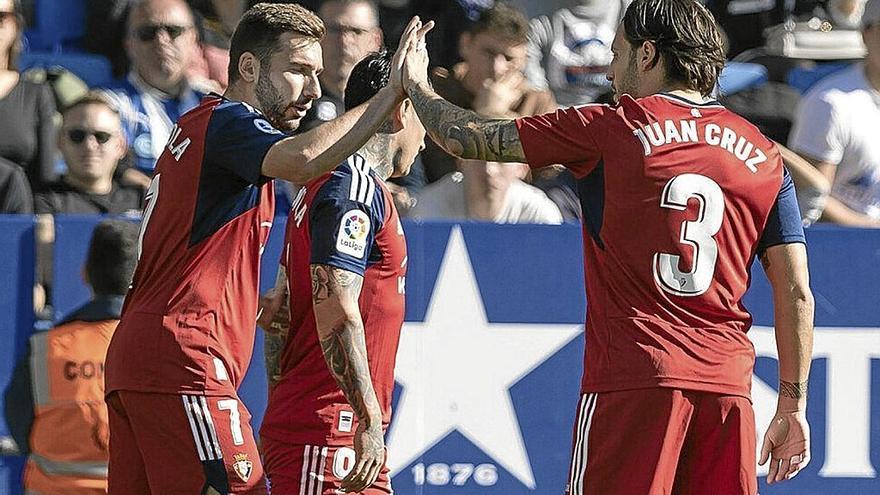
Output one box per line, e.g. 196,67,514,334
0,0,860,492
1,0,878,229
0,0,865,332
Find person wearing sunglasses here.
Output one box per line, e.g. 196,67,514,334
101,0,214,188
35,92,142,216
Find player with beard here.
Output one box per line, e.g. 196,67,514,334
399,0,813,493
103,4,433,494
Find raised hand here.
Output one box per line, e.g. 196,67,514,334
397,18,434,95
759,410,811,484
390,17,433,97
339,422,386,493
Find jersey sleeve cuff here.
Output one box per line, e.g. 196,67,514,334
309,257,367,277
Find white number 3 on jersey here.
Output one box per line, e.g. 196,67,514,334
652,173,724,297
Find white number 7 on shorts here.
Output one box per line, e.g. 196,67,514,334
218,399,244,446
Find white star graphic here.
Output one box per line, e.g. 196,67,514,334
387,226,583,489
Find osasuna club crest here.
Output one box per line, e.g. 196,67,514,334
233,453,253,483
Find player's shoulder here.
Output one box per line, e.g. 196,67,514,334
204,95,284,138
313,154,383,206
212,95,254,115
632,92,725,113
209,96,265,123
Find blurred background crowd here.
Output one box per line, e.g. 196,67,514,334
0,0,878,322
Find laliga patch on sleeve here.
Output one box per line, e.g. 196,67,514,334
336,209,370,258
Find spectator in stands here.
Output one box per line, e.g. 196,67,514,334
4,219,139,494
88,0,226,89
525,0,621,107
0,157,32,213
35,93,143,216
298,0,427,216
829,0,870,29
0,0,58,192
421,2,558,184
779,143,831,226
102,0,212,186
412,158,563,224
788,0,880,227
299,0,383,131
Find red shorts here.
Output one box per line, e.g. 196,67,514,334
106,390,266,494
565,388,756,495
262,437,392,495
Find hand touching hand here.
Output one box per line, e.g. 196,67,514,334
395,18,434,95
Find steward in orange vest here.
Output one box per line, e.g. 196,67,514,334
4,220,139,495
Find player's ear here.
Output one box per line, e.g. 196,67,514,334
238,52,259,84
391,100,408,132
639,40,660,72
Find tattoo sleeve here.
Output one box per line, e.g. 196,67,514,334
310,264,382,427
779,380,809,400
264,330,287,388
263,268,290,388
407,82,526,162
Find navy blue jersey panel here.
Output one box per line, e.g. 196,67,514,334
758,167,806,255
190,167,263,247
203,99,287,185
577,160,606,249
310,157,386,275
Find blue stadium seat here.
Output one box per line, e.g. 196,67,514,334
23,0,87,51
718,62,769,95
786,62,853,94
19,52,113,88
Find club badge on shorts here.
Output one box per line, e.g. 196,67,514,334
233,453,253,482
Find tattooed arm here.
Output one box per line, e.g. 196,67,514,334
260,17,433,185
310,263,384,493
406,81,526,163
259,268,290,389
758,242,815,483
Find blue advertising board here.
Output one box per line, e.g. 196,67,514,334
0,217,878,494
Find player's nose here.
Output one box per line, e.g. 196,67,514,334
305,76,322,101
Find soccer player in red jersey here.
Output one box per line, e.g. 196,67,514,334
103,4,432,493
398,1,814,494
257,50,425,495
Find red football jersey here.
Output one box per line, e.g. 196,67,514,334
516,93,805,398
260,155,407,447
105,95,288,396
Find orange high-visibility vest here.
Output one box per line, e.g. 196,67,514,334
24,318,117,495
